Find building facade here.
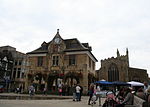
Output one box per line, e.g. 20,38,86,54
26,29,98,94
99,49,149,82
0,46,28,92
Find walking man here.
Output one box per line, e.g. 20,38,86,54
76,84,81,101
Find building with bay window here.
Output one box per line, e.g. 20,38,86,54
26,29,98,94
0,46,28,92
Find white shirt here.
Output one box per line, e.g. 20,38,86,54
76,86,81,93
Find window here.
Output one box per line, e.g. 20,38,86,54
13,68,16,78
108,63,119,82
92,61,95,70
69,55,76,65
14,61,18,65
21,72,24,78
18,60,22,65
89,57,91,68
17,68,21,78
37,56,43,66
52,56,59,66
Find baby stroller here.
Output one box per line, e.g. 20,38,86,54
91,93,97,107
91,93,102,107
102,91,118,107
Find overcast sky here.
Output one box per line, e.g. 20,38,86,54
0,0,150,76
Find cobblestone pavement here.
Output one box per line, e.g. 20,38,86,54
0,93,105,107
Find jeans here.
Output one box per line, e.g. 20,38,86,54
76,93,80,101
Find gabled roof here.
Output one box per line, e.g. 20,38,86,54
63,38,90,51
27,42,49,54
27,38,90,54
26,30,98,61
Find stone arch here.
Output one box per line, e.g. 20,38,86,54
47,73,59,91
63,72,82,86
108,63,119,81
32,73,47,91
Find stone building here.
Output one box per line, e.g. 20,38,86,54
99,49,148,82
26,29,98,94
0,46,28,92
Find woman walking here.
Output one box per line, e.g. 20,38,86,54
88,83,94,105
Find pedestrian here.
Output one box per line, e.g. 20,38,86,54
29,85,35,96
136,88,145,100
142,87,150,107
115,87,134,107
144,82,148,93
146,87,150,102
88,83,94,105
72,84,77,101
75,84,81,101
62,84,66,96
79,85,83,101
115,87,125,102
43,87,47,96
16,87,20,94
95,85,102,106
19,85,22,93
58,87,62,96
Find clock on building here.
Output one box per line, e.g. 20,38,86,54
54,38,61,44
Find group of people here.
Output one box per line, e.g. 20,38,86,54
87,83,135,107
114,87,134,107
88,83,102,106
28,85,35,96
135,83,150,106
26,82,150,106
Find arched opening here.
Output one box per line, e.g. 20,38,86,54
32,73,47,92
47,73,59,92
62,71,82,95
63,72,81,86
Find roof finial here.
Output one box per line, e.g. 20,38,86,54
117,48,120,57
126,48,128,56
57,29,59,33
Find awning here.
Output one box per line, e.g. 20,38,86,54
95,81,113,85
112,81,131,86
127,81,144,87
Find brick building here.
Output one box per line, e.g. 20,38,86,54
26,29,98,94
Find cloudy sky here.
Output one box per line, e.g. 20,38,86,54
0,0,150,75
